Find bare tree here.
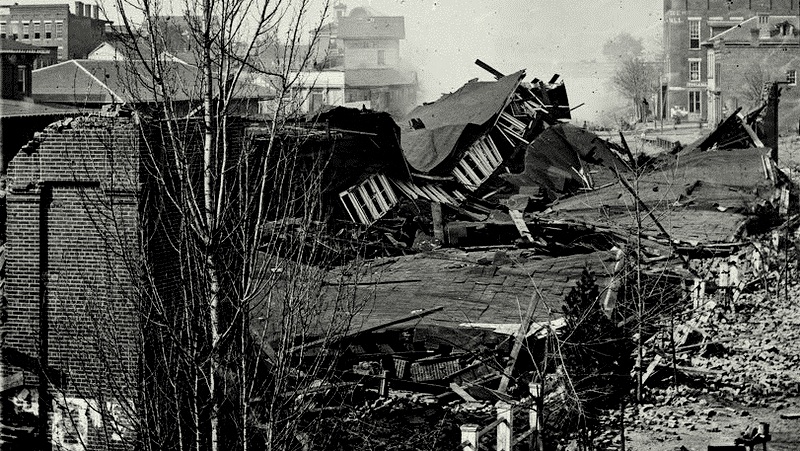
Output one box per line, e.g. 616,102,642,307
602,33,644,62
611,57,659,123
34,0,373,449
740,62,770,107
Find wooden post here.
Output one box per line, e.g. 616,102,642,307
691,278,701,309
759,422,770,451
379,370,389,398
529,382,543,450
496,401,513,451
498,293,540,393
460,424,480,451
431,202,445,243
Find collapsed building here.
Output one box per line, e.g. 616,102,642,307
260,66,797,405
0,57,796,450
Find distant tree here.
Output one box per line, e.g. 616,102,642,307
602,32,644,61
611,57,659,122
740,62,770,106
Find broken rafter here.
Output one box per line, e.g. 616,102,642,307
288,306,445,353
498,293,540,393
475,59,505,80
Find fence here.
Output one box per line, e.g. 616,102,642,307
459,382,542,451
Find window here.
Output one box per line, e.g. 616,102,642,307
758,14,769,25
33,21,40,39
339,174,398,224
377,49,385,66
689,59,701,82
788,69,797,86
16,65,26,93
55,20,64,39
21,21,29,39
688,90,702,113
689,19,701,49
309,89,323,112
0,22,5,39
10,21,18,40
44,21,52,39
452,135,503,190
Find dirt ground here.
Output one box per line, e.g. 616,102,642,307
622,396,800,451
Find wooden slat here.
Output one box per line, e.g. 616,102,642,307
378,174,398,204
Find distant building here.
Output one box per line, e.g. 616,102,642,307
1,38,50,99
703,14,800,129
0,1,108,63
297,2,417,117
0,37,75,180
32,59,270,115
663,0,798,122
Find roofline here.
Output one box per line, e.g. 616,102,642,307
0,48,51,54
344,82,416,88
706,16,758,42
88,41,115,56
73,60,127,104
32,59,74,72
1,109,81,119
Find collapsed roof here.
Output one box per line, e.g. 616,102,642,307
401,71,525,173
545,147,787,246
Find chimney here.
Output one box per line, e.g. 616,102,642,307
334,2,347,21
92,4,98,19
758,14,771,39
74,1,83,16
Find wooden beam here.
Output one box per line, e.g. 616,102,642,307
508,210,534,243
498,293,540,393
475,59,505,80
288,306,444,353
449,382,478,402
431,202,445,243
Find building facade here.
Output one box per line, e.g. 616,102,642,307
1,38,51,99
297,2,417,117
704,14,800,129
0,2,107,63
663,0,797,122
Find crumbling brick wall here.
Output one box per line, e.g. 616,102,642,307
6,115,142,450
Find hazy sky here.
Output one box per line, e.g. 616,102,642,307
360,0,664,122
17,0,664,122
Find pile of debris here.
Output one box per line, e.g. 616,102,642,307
252,61,800,450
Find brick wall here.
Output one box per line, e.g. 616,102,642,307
5,113,257,449
6,115,142,450
716,45,800,133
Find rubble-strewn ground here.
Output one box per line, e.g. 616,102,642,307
587,134,800,451
602,285,800,451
